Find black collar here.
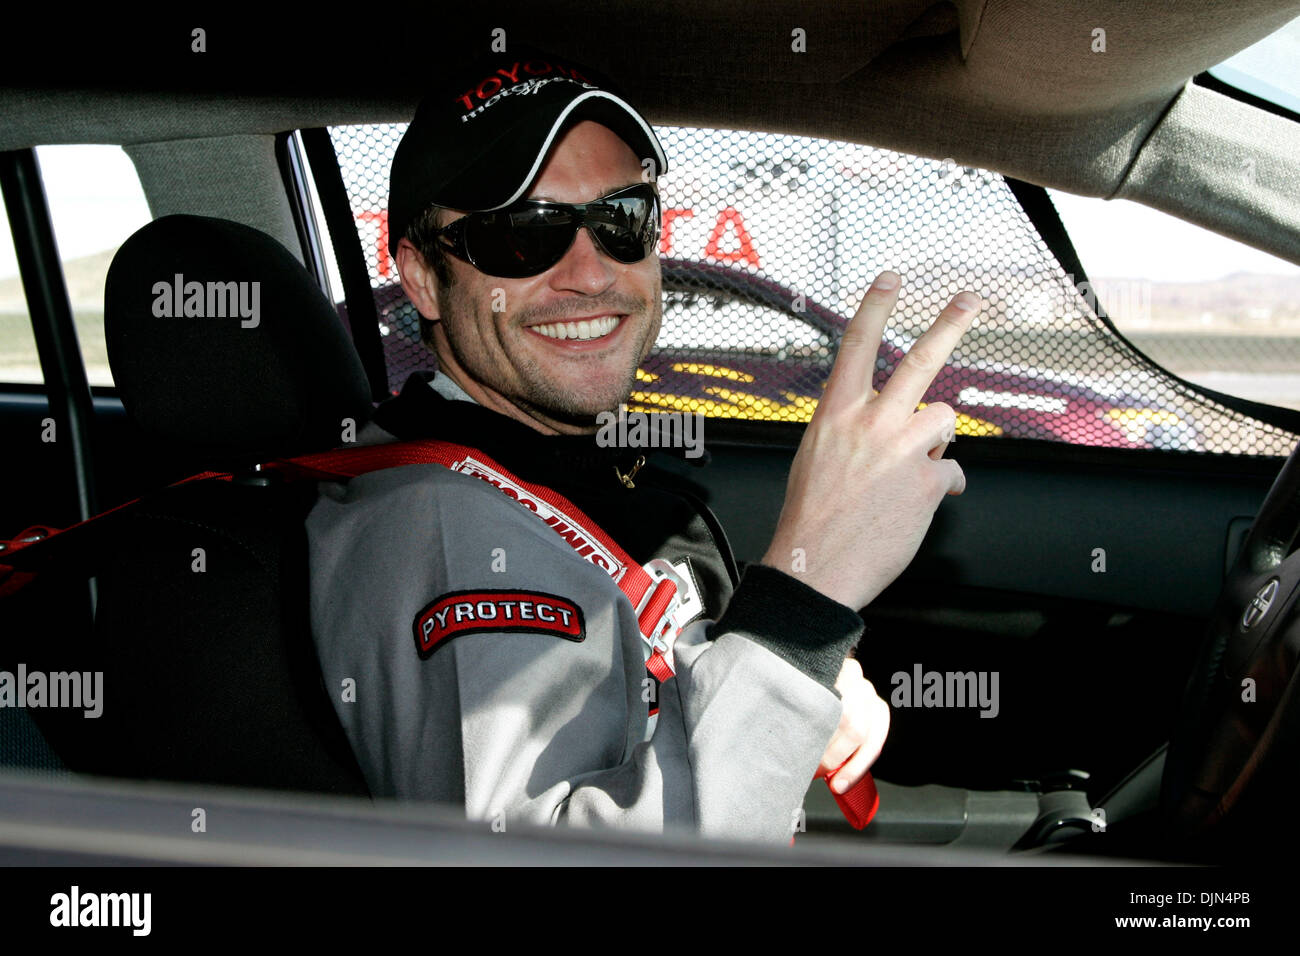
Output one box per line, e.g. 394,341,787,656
371,371,708,493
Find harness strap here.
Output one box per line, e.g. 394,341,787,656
281,440,687,678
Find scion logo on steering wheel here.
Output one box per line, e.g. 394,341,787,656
1241,578,1279,630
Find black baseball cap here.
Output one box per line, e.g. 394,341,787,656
387,45,669,261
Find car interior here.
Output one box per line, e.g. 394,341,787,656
1,3,1300,865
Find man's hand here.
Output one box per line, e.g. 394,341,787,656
818,657,890,792
760,271,980,610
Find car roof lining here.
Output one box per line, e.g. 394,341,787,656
1,0,1298,263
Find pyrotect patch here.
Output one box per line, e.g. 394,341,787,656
412,589,586,659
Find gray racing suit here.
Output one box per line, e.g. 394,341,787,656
307,372,864,844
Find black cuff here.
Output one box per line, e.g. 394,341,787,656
708,563,864,691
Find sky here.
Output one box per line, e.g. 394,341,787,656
1213,13,1300,115
1049,190,1299,282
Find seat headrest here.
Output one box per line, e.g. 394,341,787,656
105,215,373,463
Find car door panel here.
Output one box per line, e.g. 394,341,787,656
655,430,1281,798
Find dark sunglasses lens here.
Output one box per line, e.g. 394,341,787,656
589,193,657,262
461,189,659,277
466,208,575,278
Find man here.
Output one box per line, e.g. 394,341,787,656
307,46,977,843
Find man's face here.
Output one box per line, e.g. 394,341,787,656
398,120,662,434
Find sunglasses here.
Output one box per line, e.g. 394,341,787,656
430,183,661,279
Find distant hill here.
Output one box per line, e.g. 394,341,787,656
0,247,117,312
1091,271,1300,328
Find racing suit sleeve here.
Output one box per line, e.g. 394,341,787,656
557,562,862,842
307,465,863,845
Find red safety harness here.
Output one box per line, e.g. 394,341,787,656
0,437,878,829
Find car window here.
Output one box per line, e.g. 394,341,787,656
0,194,42,385
1051,189,1300,416
32,145,152,388
320,123,1300,454
1210,14,1300,114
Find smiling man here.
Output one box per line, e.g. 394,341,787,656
306,46,975,842
398,118,662,431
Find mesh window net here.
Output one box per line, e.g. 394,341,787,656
327,123,1298,455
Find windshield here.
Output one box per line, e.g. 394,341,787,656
1210,15,1300,113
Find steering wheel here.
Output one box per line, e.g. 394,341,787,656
1162,438,1300,847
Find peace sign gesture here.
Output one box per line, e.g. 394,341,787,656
760,270,981,611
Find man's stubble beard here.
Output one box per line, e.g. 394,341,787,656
436,278,662,429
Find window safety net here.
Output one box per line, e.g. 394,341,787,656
328,123,1299,455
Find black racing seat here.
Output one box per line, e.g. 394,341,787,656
3,215,374,796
